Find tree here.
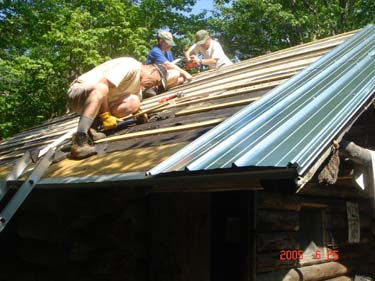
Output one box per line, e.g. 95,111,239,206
210,0,375,59
0,0,199,140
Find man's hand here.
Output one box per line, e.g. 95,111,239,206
185,60,200,70
189,55,200,64
184,72,193,82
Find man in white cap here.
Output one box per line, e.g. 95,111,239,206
145,31,192,98
185,30,232,70
67,57,167,159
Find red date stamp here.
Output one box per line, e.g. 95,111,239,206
279,250,303,260
279,249,339,261
325,249,339,261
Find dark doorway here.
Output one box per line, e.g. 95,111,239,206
210,191,254,281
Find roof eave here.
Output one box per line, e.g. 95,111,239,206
5,167,298,192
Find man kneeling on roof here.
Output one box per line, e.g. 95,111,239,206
67,57,167,159
143,31,192,98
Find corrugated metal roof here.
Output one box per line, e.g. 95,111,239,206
149,24,375,177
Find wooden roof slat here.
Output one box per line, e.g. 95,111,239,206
0,122,77,154
96,118,225,143
141,57,317,112
142,52,324,108
175,97,259,117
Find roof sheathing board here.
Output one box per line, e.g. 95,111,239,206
149,25,375,179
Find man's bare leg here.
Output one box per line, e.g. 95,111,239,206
110,94,141,118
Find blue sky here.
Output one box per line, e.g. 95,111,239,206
191,0,215,14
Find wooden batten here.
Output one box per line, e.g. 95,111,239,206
152,79,285,114
0,124,74,156
142,55,314,111
143,63,305,112
0,138,55,161
1,114,77,143
96,118,224,143
175,97,259,117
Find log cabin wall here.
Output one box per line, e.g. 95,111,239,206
256,189,375,281
148,187,375,281
149,189,375,280
0,188,150,281
0,186,374,281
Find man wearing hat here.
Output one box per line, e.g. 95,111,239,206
67,57,167,159
185,30,232,70
145,31,192,97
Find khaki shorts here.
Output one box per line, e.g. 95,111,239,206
67,82,94,114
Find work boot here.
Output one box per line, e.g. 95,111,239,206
59,143,72,153
89,128,106,141
70,132,97,159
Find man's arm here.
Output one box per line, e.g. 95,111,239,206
189,55,218,68
163,61,192,81
147,47,172,65
199,58,218,67
184,44,197,61
185,44,217,68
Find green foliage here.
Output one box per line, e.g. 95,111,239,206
0,57,53,137
0,0,374,140
211,0,375,59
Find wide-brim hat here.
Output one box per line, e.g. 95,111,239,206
195,29,209,45
158,31,176,47
154,64,168,90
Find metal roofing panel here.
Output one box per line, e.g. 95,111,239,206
149,25,375,176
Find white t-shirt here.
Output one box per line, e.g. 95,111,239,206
192,40,233,69
78,57,142,102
